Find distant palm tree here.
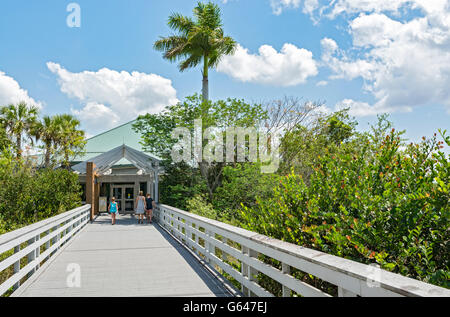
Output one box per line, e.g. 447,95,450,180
33,115,60,168
54,114,86,169
0,102,39,158
154,1,236,101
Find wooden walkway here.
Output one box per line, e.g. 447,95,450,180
13,214,231,297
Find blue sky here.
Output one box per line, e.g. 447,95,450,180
0,0,449,142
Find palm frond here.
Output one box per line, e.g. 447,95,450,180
168,13,194,35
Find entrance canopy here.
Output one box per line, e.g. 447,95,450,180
72,144,162,175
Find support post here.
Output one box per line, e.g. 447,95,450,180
27,237,36,277
94,181,100,216
154,168,159,203
282,263,291,297
248,249,258,297
13,246,20,290
241,246,250,296
338,287,358,297
86,162,96,221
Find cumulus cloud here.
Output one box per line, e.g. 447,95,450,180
313,1,450,116
217,43,318,86
71,102,120,131
0,71,42,109
47,62,178,133
335,98,412,117
270,0,302,15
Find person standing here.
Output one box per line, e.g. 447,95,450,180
135,191,146,224
108,197,118,225
145,193,155,224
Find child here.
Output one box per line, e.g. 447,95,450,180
145,193,155,224
108,197,118,225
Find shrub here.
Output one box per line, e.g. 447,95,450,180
240,127,450,288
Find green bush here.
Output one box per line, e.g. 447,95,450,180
240,125,450,288
0,158,82,232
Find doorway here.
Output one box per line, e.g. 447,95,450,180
111,184,135,213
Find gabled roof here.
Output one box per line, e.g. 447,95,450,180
73,119,161,163
72,144,161,175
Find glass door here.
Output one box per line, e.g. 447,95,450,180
112,187,123,212
124,187,135,212
111,185,135,213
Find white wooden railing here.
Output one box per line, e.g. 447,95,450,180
154,204,450,297
0,205,91,296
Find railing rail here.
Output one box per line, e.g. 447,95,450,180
0,205,91,296
154,204,450,297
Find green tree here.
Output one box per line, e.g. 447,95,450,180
134,94,267,201
279,109,357,179
0,121,11,152
154,1,236,101
33,115,60,168
0,102,39,158
53,114,86,168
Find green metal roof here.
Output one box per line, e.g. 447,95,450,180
73,119,160,163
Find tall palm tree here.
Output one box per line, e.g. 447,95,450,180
0,102,39,158
54,114,86,169
33,115,59,168
154,1,236,101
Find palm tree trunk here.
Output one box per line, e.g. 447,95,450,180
202,55,209,102
16,135,21,158
45,142,51,168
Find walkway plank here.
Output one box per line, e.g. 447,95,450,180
13,215,230,297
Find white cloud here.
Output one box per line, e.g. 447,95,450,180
316,80,328,86
71,102,120,131
217,43,318,86
335,98,412,117
270,0,302,15
320,38,376,81
0,71,42,109
47,62,178,132
313,1,450,116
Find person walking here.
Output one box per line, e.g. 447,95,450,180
135,191,146,224
145,193,155,224
108,197,118,225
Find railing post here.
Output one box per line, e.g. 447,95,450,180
27,237,36,277
282,263,292,297
52,225,60,250
45,230,51,250
338,287,358,297
186,220,192,249
248,249,258,297
13,245,20,290
241,246,250,296
205,230,211,263
35,234,40,271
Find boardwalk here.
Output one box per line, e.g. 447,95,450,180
13,214,231,297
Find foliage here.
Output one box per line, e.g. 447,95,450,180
213,163,281,223
0,102,39,158
278,109,357,180
186,194,218,220
134,94,268,201
0,158,82,232
159,161,207,210
0,123,11,152
240,116,450,288
52,114,86,168
154,1,236,100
